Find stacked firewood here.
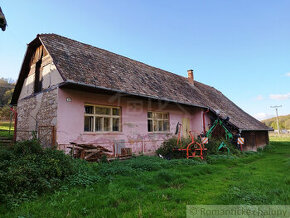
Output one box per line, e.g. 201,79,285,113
68,142,112,162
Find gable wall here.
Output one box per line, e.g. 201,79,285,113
18,50,63,101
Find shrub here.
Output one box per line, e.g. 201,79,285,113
13,140,43,155
156,136,241,159
205,138,241,155
0,140,99,208
156,137,191,159
262,144,274,152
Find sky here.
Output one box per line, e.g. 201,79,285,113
0,0,289,120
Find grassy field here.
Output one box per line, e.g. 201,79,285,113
0,121,14,138
270,133,290,141
0,137,289,217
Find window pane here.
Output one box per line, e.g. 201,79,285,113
147,112,152,118
112,108,120,116
148,119,152,132
163,120,169,131
113,118,120,131
156,113,162,119
95,117,102,131
158,120,163,131
85,106,94,114
104,117,110,131
153,120,158,131
163,113,169,119
95,107,110,115
84,116,94,131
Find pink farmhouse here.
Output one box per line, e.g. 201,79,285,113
11,34,271,154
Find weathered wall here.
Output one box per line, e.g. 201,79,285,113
241,131,268,151
57,88,210,154
18,55,63,100
17,88,58,147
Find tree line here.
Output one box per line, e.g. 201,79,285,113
262,114,290,130
0,78,15,121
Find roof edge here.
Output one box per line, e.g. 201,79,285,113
10,36,42,105
59,80,208,110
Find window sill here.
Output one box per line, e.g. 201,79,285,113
82,132,123,135
148,132,171,134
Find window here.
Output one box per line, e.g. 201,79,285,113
84,105,121,132
34,60,43,93
147,112,169,132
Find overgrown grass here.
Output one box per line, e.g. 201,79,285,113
0,139,289,217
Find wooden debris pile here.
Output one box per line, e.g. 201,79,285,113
68,142,112,162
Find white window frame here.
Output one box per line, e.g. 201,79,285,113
84,104,121,132
147,111,170,133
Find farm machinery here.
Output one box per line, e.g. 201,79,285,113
203,116,245,153
175,123,207,160
174,115,243,159
204,117,233,154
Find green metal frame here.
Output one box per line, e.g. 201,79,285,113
206,118,233,154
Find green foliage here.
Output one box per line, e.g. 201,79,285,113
156,136,241,159
0,140,98,208
13,140,43,155
156,137,191,159
0,78,15,120
262,114,290,130
206,138,241,155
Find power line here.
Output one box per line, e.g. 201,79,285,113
270,105,282,135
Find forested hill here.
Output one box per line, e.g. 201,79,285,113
0,78,15,120
262,114,290,130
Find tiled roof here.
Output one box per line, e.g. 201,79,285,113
21,34,272,131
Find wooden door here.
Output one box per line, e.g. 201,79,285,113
182,118,190,138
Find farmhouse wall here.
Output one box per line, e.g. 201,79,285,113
17,88,58,147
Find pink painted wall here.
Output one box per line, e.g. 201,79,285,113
56,88,210,155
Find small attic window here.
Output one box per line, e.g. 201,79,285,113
31,45,47,93
34,59,42,93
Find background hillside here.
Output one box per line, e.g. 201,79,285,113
262,114,290,130
0,78,15,121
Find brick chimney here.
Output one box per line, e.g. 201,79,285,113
187,69,194,85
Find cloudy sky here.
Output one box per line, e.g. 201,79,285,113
0,0,289,120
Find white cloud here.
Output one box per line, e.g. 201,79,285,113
254,113,274,121
285,72,290,77
269,93,290,100
255,95,264,101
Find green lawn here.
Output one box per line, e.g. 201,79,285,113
0,121,14,139
1,138,289,217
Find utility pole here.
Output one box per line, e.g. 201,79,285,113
270,105,282,135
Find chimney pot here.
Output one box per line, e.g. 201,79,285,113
187,69,194,85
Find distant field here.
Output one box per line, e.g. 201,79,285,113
270,133,290,142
